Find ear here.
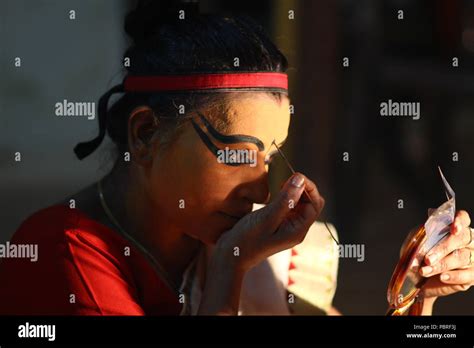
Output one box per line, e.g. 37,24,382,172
127,106,159,166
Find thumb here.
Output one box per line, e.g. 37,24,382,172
260,173,306,233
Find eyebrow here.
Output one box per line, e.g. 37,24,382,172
191,118,244,166
196,112,265,151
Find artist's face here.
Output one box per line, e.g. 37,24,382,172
134,94,290,245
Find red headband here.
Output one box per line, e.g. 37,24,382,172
74,71,288,160
123,72,288,93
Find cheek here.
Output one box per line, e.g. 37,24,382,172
147,145,240,243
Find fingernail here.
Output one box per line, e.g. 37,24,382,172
291,174,304,188
441,273,450,281
421,266,433,276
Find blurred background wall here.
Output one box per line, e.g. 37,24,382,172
0,0,127,242
1,0,473,314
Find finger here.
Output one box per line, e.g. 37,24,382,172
456,210,471,228
451,210,471,237
421,276,471,298
420,248,472,277
425,231,469,266
270,177,325,249
439,268,474,286
281,176,326,239
298,175,325,217
260,173,306,232
273,203,316,238
270,202,316,249
459,225,473,247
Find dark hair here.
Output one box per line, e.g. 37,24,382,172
74,0,288,160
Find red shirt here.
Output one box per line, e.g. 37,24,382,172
0,205,182,315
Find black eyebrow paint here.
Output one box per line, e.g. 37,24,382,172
191,119,241,167
197,112,265,151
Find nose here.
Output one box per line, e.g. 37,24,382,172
239,172,271,205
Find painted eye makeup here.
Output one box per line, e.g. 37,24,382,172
196,112,265,151
191,112,265,167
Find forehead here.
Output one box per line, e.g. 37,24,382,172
224,94,291,151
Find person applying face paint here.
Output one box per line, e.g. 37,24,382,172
0,1,320,316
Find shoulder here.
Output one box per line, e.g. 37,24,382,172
12,204,129,254
9,204,137,283
0,205,140,314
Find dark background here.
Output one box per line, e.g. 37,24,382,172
1,0,473,314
